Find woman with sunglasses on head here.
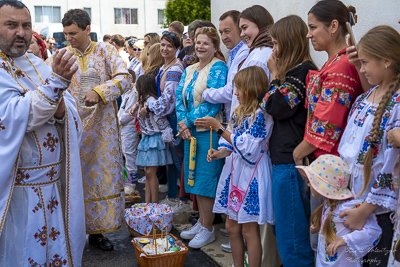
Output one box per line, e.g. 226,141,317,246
144,32,161,48
138,31,184,207
176,27,228,248
128,39,144,78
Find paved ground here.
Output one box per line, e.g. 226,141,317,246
82,175,221,267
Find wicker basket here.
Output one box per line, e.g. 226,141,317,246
125,195,141,208
133,233,188,267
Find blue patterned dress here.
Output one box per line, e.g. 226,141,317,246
213,109,275,224
175,60,228,197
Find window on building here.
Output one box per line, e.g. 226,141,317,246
158,9,165,25
34,6,61,23
114,8,138,24
84,7,91,18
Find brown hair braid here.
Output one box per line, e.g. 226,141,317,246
357,25,400,196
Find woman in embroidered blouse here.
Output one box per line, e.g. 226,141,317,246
175,27,228,248
238,5,274,80
338,26,400,266
293,1,362,166
139,31,184,204
259,15,317,267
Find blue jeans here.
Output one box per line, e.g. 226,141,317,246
166,112,183,199
272,163,314,267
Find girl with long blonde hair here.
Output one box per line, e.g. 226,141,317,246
338,25,400,266
195,66,274,267
143,43,164,77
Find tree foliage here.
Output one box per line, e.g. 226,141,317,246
164,0,211,27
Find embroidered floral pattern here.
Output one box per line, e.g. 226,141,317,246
373,173,394,191
27,257,41,267
243,178,260,216
50,254,68,266
0,62,10,74
218,174,231,208
43,132,59,152
34,226,47,246
15,68,25,79
356,95,397,164
249,113,267,138
47,196,59,214
338,91,352,108
49,227,61,241
280,84,301,108
46,167,58,181
0,118,6,131
32,187,43,213
16,169,30,184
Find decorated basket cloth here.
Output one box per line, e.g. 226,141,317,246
125,203,173,236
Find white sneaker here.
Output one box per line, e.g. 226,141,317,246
137,176,146,184
159,197,178,207
188,226,215,248
172,200,192,213
159,184,168,193
180,220,202,240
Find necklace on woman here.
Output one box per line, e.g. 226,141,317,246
163,58,176,69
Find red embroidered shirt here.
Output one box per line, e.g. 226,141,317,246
305,48,363,158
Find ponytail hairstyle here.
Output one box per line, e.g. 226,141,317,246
308,0,356,44
231,66,269,128
357,25,400,196
269,15,315,84
136,74,158,106
310,199,342,243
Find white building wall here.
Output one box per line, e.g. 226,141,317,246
22,0,167,39
211,0,400,68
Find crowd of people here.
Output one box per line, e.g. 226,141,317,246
1,0,400,266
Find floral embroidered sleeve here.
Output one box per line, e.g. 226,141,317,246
175,69,188,128
184,61,228,127
304,58,361,153
93,45,131,105
365,96,400,210
231,109,274,165
261,62,316,120
148,65,183,116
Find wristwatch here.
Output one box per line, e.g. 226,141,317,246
146,106,151,113
217,125,225,136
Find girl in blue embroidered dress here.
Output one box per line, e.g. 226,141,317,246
195,66,274,267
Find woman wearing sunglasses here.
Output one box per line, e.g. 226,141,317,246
144,32,160,48
127,39,144,78
175,26,228,248
139,31,185,207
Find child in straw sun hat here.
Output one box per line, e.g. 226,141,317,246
297,154,382,266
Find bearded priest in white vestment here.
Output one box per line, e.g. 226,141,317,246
0,1,85,266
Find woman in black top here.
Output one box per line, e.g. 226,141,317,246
259,15,317,267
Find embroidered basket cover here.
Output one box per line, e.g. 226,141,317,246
125,203,174,235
